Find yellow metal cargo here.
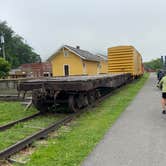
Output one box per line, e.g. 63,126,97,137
108,45,143,76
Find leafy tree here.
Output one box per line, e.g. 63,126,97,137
0,21,41,68
144,58,163,71
0,58,11,78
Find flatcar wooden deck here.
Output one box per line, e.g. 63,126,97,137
18,74,131,92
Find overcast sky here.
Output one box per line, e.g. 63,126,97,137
0,0,166,62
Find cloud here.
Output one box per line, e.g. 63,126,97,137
0,0,166,62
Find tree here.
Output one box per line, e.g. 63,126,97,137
0,58,11,78
144,58,163,71
0,21,41,68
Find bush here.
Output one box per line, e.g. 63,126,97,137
0,58,11,78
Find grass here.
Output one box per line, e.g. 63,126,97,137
21,73,149,166
0,114,65,151
0,102,37,125
0,102,65,151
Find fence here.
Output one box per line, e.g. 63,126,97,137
0,78,31,95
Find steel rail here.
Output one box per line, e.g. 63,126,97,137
0,114,76,159
0,112,41,131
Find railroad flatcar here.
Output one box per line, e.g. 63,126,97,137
17,74,131,112
108,46,143,77
17,45,143,113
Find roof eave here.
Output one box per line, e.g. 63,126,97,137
47,45,87,61
64,46,86,60
83,59,100,62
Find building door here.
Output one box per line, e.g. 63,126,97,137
64,65,69,76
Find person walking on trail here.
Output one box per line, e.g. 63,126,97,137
158,74,166,114
157,70,164,83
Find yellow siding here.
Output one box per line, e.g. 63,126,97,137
51,48,83,76
82,60,108,75
83,60,98,75
99,61,108,74
108,45,143,76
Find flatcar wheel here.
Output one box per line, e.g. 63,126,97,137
68,95,78,113
88,92,95,105
32,90,49,113
95,90,100,100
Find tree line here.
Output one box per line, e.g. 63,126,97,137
0,21,41,69
144,58,163,71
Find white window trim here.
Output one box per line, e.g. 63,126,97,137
97,63,101,74
63,64,70,76
83,63,86,75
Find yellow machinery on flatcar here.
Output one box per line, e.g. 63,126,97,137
108,45,143,77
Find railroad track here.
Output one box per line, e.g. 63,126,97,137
0,112,41,131
0,113,77,160
0,88,120,161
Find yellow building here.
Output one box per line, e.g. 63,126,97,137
96,54,108,74
48,45,107,76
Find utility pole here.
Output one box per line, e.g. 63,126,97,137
0,34,5,60
164,56,166,68
161,56,165,69
161,56,164,66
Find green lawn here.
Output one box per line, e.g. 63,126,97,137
0,102,65,152
0,114,65,151
0,102,37,125
22,74,149,166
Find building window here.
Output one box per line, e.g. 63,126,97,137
83,63,86,69
83,63,86,74
98,63,102,69
64,50,69,57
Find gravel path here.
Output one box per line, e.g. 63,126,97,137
82,73,166,166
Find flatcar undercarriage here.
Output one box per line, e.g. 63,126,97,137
32,89,101,112
17,74,131,113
